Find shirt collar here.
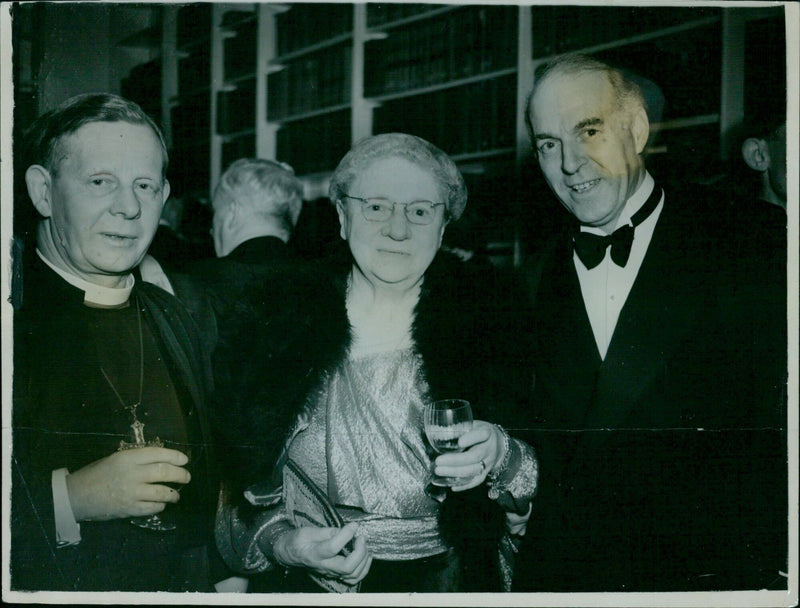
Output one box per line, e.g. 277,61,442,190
36,249,134,308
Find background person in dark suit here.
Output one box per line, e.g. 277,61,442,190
514,54,787,592
11,93,227,591
170,158,304,354
209,158,302,260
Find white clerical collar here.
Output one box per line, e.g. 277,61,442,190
36,249,134,308
582,172,655,235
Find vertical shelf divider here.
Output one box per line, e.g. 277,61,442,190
513,5,534,266
257,4,280,160
516,5,533,161
209,3,227,194
351,3,373,143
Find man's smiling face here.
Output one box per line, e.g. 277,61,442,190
529,69,648,233
39,120,169,286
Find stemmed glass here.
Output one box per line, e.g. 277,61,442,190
423,399,474,486
118,420,180,532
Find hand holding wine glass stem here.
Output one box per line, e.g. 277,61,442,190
65,446,190,521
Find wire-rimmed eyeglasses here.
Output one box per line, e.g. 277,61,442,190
341,195,446,226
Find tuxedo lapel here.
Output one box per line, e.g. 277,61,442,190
580,199,709,432
533,234,601,427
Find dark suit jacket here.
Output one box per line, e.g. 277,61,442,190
170,236,294,352
514,185,787,592
147,223,214,272
11,257,224,591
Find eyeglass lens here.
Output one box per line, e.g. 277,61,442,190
358,197,440,225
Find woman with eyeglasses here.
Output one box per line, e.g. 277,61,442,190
213,133,538,593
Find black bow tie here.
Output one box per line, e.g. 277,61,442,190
573,185,663,270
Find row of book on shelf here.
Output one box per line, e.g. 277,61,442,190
184,70,518,174
217,78,256,136
364,5,517,97
224,17,257,82
373,74,517,158
268,44,352,121
530,5,716,58
178,46,210,98
121,58,161,120
366,3,442,28
176,3,211,50
275,3,353,57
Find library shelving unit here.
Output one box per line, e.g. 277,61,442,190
127,3,784,261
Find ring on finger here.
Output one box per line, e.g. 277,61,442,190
479,459,487,473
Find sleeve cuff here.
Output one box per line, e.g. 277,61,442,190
52,468,81,547
488,437,538,510
242,516,294,572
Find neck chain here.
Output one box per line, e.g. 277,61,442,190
99,297,149,447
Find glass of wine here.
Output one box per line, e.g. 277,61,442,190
118,421,187,532
423,399,474,486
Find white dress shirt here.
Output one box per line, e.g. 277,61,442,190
574,173,664,360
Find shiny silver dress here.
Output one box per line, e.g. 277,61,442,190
216,348,538,590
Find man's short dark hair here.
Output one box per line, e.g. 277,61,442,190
23,93,169,178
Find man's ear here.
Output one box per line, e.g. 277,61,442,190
741,137,771,172
289,198,303,227
223,200,238,231
631,106,650,155
25,165,53,217
437,218,447,249
161,179,171,205
335,200,347,241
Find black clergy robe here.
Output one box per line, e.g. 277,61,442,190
11,257,224,592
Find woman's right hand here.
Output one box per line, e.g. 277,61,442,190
272,522,372,585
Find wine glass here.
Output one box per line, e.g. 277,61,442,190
118,421,187,532
423,399,474,486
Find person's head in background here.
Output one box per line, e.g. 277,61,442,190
740,112,787,210
23,92,170,287
211,158,304,257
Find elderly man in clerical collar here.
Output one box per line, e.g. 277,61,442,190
11,93,228,592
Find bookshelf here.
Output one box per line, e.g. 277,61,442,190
259,3,524,199
119,3,783,262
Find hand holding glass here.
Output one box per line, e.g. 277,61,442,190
423,399,473,486
118,422,189,531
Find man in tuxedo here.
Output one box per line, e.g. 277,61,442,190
514,54,787,592
11,93,227,591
